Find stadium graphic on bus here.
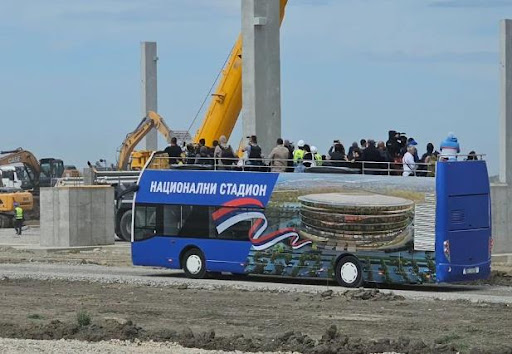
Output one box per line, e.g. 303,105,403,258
131,159,491,287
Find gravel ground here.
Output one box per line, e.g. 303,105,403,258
0,338,290,354
0,227,40,246
1,262,512,304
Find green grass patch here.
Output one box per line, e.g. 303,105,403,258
76,309,91,327
27,314,44,320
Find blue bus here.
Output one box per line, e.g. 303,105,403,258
131,157,491,287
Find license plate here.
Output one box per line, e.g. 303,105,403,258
463,267,479,275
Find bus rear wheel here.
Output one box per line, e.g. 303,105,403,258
335,255,363,288
182,249,207,279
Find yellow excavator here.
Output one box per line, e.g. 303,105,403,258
0,148,66,190
0,149,41,190
118,111,190,170
0,148,70,227
192,0,288,146
0,188,33,228
0,149,37,227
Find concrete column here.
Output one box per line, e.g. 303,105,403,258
492,20,512,254
500,20,512,184
242,0,281,157
141,42,158,151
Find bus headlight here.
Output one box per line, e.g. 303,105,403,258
443,240,451,262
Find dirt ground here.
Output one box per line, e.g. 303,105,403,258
1,233,512,353
0,245,133,267
0,278,511,353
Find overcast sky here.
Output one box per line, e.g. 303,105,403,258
0,0,510,174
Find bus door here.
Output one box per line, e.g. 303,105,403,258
435,160,491,282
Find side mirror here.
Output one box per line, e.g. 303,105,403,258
117,184,139,200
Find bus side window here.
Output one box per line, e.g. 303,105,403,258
134,205,157,241
163,205,181,236
214,207,254,241
178,205,212,238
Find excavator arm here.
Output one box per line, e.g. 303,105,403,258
0,148,41,189
193,0,288,146
152,111,174,144
117,111,172,170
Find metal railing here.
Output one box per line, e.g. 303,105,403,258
55,153,486,187
56,170,140,187
149,153,486,176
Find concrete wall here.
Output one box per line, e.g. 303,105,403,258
491,183,512,253
41,186,115,247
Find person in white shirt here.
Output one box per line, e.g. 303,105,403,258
402,145,417,176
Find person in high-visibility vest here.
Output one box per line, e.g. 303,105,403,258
13,202,24,236
311,146,322,166
293,140,305,164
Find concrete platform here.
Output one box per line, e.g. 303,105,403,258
492,253,512,265
0,227,128,254
10,243,130,254
40,186,115,247
0,227,40,247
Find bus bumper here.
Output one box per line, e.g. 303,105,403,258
436,260,491,283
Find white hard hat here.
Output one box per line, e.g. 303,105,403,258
297,140,305,147
311,146,318,154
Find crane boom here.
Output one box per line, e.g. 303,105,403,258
193,0,288,146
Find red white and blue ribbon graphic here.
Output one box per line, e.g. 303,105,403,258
212,198,312,250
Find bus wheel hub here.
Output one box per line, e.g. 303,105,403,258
186,255,202,274
340,262,358,284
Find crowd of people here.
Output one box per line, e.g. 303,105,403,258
163,130,476,176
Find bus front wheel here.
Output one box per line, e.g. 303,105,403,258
118,210,132,242
335,256,363,288
182,249,207,279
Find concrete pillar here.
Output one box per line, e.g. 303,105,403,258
141,42,158,151
242,0,282,157
500,20,512,184
492,20,512,254
40,186,115,247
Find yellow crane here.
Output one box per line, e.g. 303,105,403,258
118,1,287,169
192,0,288,146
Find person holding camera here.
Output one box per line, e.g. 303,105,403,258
386,130,407,160
328,139,345,158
